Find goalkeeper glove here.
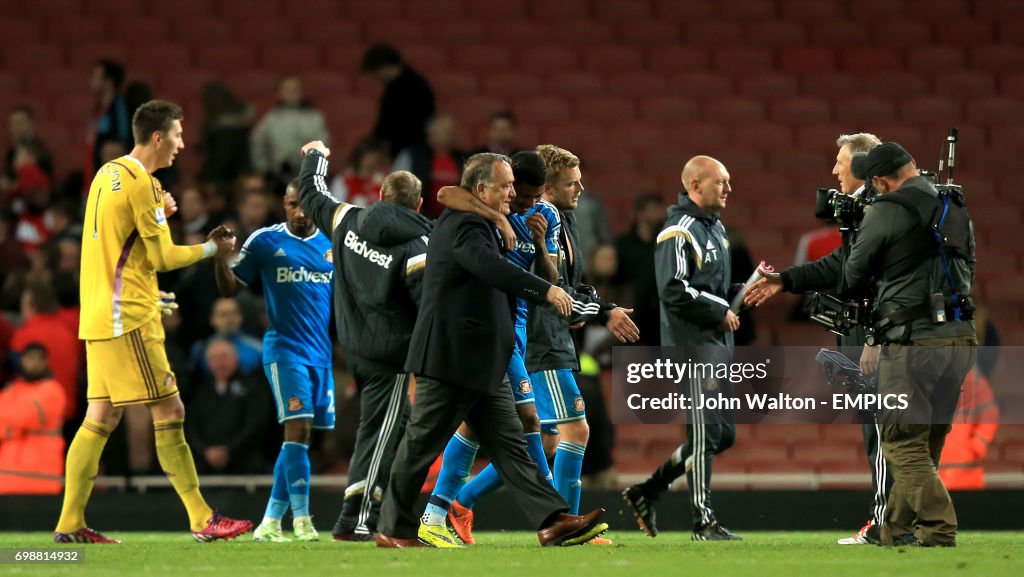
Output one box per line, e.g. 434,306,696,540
158,291,179,316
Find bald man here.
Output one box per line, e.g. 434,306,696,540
622,156,742,541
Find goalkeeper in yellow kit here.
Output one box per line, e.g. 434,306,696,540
54,100,253,543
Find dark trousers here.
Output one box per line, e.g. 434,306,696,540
377,376,567,538
641,374,736,530
333,371,410,536
861,419,894,526
878,338,976,546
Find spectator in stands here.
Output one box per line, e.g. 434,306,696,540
175,184,211,239
473,111,518,156
11,277,79,420
573,191,611,269
199,82,255,190
190,297,262,381
235,187,273,243
614,194,665,346
89,59,131,177
3,105,53,183
97,138,127,166
0,344,67,494
361,43,436,158
393,113,465,219
583,242,634,366
251,77,329,185
939,369,999,490
330,136,389,207
186,338,271,474
0,210,29,309
3,142,51,213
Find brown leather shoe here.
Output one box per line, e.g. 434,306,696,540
538,509,608,547
375,533,429,548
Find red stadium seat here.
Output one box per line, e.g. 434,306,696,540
665,73,734,99
653,0,715,20
602,73,668,98
582,46,643,74
285,0,343,19
703,97,766,124
975,0,1024,19
840,47,905,74
298,72,352,102
871,19,932,47
765,147,831,173
525,0,590,19
431,72,480,98
712,47,775,74
799,73,861,98
46,16,105,43
834,96,898,124
646,46,709,73
743,21,808,47
934,20,995,45
795,122,850,149
260,44,322,75
906,46,968,74
991,125,1024,149
617,21,681,45
907,0,971,20
514,96,571,125
345,0,402,20
48,94,91,125
0,73,21,95
4,44,64,71
665,122,731,148
321,96,377,125
421,20,485,45
107,18,170,43
0,18,44,44
934,71,997,100
718,0,778,20
967,97,1024,124
223,71,279,101
606,122,668,151
847,0,909,21
20,0,84,17
398,45,450,76
129,43,191,71
770,97,832,124
732,122,795,151
234,19,294,44
858,123,924,153
442,96,508,127
540,71,604,96
174,19,234,43
779,0,847,20
638,97,699,124
323,44,376,76
362,20,426,45
299,21,360,45
154,71,217,104
807,20,856,47
699,146,765,172
492,20,548,46
687,22,742,45
219,0,281,18
149,0,215,18
540,123,605,152
596,0,653,19
68,42,128,68
405,0,465,19
86,0,144,15
778,47,836,74
454,45,514,75
574,96,636,123
195,44,256,74
580,147,637,172
517,46,579,74
970,45,1024,73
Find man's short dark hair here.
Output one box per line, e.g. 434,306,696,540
381,171,422,209
132,100,183,145
97,58,126,90
21,342,48,358
461,153,511,191
361,44,403,72
491,111,516,126
510,151,546,188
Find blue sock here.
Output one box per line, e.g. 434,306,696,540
432,433,479,503
554,441,586,515
524,432,553,484
283,441,311,518
263,446,290,521
457,464,501,509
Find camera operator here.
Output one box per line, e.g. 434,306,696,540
839,142,976,547
744,133,891,545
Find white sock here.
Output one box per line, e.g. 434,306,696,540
261,517,281,527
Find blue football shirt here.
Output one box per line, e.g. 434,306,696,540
505,199,560,326
231,223,334,368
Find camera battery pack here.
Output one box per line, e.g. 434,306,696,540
931,292,946,323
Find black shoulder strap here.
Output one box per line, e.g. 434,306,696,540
872,188,937,280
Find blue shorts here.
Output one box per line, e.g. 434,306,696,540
509,325,534,405
530,368,585,427
264,362,336,429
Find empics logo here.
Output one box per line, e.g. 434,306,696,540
344,230,394,269
276,267,333,283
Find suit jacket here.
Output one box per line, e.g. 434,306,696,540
405,209,552,392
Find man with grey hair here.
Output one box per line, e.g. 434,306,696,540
745,132,891,545
376,152,609,548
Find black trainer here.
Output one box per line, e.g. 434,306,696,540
693,521,742,541
621,485,658,537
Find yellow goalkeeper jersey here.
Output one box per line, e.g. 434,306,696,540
79,155,168,340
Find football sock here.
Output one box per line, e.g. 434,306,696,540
55,418,114,533
282,442,311,519
153,419,213,532
645,443,690,496
263,446,290,523
432,433,479,503
524,432,553,484
422,496,451,527
553,441,586,515
458,464,500,509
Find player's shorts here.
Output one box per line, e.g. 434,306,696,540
509,324,535,405
264,362,336,429
530,368,586,426
86,315,179,407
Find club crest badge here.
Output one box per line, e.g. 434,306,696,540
573,397,585,412
518,379,532,395
288,397,303,411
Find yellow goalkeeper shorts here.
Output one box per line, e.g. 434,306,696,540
86,315,179,407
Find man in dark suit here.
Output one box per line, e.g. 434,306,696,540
376,153,608,548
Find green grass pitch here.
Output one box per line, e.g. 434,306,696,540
1,532,1019,577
